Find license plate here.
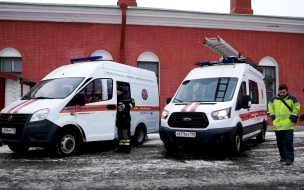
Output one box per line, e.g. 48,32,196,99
2,128,16,135
176,131,196,138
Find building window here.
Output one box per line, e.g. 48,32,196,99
0,58,22,74
262,66,276,101
137,61,159,83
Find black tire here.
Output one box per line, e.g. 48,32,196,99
55,128,80,157
164,142,179,153
256,127,266,143
230,128,242,156
8,144,30,154
133,126,146,145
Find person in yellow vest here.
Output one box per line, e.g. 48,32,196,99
268,84,300,166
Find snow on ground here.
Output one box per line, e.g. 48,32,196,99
1,132,304,154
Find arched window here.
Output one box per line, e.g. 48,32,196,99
137,51,159,84
91,50,113,61
0,47,22,74
259,56,279,101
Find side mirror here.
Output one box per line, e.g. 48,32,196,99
166,97,171,104
239,95,251,109
67,92,85,106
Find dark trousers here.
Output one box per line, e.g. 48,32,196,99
117,122,131,150
275,130,294,161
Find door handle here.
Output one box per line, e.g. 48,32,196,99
107,104,116,110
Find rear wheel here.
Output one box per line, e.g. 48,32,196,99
8,144,30,154
133,126,146,145
256,127,266,143
55,128,80,157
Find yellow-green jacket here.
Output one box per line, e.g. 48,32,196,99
268,94,300,131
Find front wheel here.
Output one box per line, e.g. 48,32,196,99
55,128,80,157
230,129,242,156
164,142,179,154
8,144,30,154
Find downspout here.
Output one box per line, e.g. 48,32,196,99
117,0,137,63
119,4,128,63
19,78,24,97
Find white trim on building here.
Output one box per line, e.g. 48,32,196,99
0,2,303,34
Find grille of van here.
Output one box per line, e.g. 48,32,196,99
0,114,30,140
168,112,209,128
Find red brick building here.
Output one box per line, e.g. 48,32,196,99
0,0,304,124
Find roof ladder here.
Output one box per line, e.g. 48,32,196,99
204,36,263,73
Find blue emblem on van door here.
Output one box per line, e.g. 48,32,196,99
182,117,191,122
142,89,148,100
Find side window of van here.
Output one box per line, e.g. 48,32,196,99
117,81,131,97
237,81,247,107
249,80,259,104
83,78,113,103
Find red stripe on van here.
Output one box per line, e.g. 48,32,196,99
181,103,192,112
7,100,31,113
189,103,200,112
239,110,268,121
13,100,38,113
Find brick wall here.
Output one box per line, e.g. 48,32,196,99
1,20,303,122
0,78,5,109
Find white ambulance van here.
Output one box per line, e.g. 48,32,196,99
0,56,160,157
159,36,268,155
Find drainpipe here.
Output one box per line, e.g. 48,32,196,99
117,0,137,63
20,78,24,97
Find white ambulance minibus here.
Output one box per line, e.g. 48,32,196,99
0,56,159,157
160,36,268,155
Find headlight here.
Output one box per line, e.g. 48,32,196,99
211,107,231,120
30,108,50,122
161,109,169,119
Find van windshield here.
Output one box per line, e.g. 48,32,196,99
173,77,238,103
22,77,84,100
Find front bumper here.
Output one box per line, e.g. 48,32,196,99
0,119,61,146
159,126,236,146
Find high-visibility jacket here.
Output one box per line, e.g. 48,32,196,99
268,94,300,131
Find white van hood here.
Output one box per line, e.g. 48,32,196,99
165,102,232,114
1,99,65,114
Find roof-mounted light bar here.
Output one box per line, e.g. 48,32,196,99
70,56,103,64
195,58,235,67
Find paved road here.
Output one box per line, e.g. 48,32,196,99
0,132,303,190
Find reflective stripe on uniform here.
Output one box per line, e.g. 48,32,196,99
129,103,134,109
124,139,130,145
273,124,294,131
119,139,124,145
274,114,292,118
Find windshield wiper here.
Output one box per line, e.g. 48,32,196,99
33,96,54,99
174,99,183,102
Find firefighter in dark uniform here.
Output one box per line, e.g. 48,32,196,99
115,87,135,154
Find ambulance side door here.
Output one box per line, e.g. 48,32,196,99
76,78,116,141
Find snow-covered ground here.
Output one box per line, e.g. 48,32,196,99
1,132,304,154
0,132,303,189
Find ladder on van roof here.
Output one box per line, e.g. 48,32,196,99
204,36,263,73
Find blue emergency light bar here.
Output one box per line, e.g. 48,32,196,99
195,58,235,67
70,56,103,64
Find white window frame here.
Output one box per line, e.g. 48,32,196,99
259,56,279,101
